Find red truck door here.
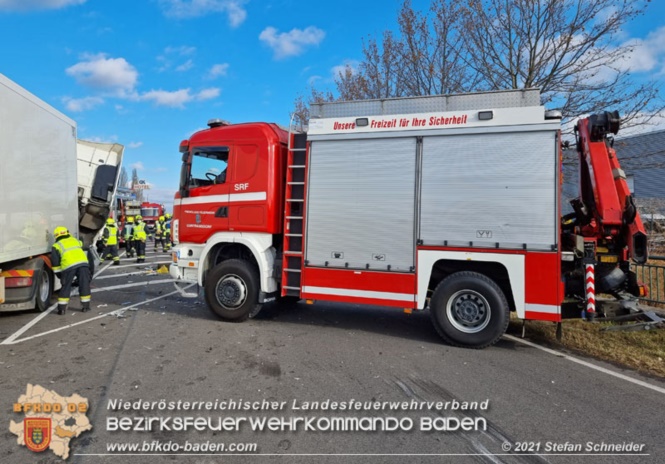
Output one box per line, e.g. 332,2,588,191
180,146,232,242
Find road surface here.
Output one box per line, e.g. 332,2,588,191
1,248,663,463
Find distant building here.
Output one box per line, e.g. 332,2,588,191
613,129,665,206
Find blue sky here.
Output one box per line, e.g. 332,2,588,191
1,0,664,211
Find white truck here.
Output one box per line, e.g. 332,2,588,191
0,73,123,312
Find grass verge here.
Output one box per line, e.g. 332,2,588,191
507,316,665,378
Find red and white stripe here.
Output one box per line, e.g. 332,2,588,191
585,264,596,315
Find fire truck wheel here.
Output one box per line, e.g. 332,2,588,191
205,259,262,322
35,265,54,312
430,271,509,349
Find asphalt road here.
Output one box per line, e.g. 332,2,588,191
1,247,664,464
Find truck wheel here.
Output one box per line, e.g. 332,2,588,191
204,259,262,322
429,271,509,349
35,266,54,312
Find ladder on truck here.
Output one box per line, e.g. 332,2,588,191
280,129,308,297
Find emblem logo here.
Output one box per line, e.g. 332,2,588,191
24,418,51,453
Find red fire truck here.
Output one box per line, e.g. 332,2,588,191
169,89,648,348
140,202,164,238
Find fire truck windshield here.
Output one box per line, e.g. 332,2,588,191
141,208,159,217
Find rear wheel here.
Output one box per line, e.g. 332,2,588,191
430,271,509,349
35,265,54,312
204,259,262,322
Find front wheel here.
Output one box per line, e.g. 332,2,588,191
430,271,509,349
204,259,262,322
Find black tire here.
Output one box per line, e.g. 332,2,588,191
35,265,54,312
204,259,262,322
429,271,509,349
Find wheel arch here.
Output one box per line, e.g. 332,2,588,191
417,250,525,318
198,232,277,294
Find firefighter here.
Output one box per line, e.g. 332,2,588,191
154,215,166,252
133,215,147,263
164,213,172,252
100,218,120,265
51,227,91,314
123,216,136,258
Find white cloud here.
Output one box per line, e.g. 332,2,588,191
159,0,247,27
307,75,322,87
164,45,196,56
131,161,145,170
331,60,358,79
0,0,86,11
127,142,143,149
157,46,197,72
137,87,220,108
86,135,119,143
62,95,104,112
259,26,325,59
66,53,138,94
175,59,194,72
195,87,220,100
206,63,229,79
146,187,177,210
617,26,665,74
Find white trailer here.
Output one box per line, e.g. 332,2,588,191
0,74,123,311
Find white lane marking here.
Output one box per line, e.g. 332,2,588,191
95,272,152,280
503,334,665,395
107,261,171,270
94,259,115,279
1,278,176,346
92,279,175,293
1,303,58,345
173,282,199,298
1,255,108,346
3,285,195,345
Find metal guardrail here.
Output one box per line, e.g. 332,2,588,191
633,256,665,306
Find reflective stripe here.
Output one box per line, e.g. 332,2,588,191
178,192,267,206
302,286,415,302
525,303,559,314
53,237,88,271
133,223,147,240
0,270,34,277
106,225,119,245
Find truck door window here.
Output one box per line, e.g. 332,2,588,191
190,149,229,187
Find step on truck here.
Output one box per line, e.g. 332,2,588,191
0,73,123,312
169,89,649,348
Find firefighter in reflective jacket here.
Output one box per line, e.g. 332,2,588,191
101,218,120,265
123,216,136,258
164,213,172,252
133,215,147,263
51,226,91,315
154,215,166,252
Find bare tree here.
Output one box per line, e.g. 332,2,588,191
291,90,334,131
300,0,662,132
460,0,661,129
